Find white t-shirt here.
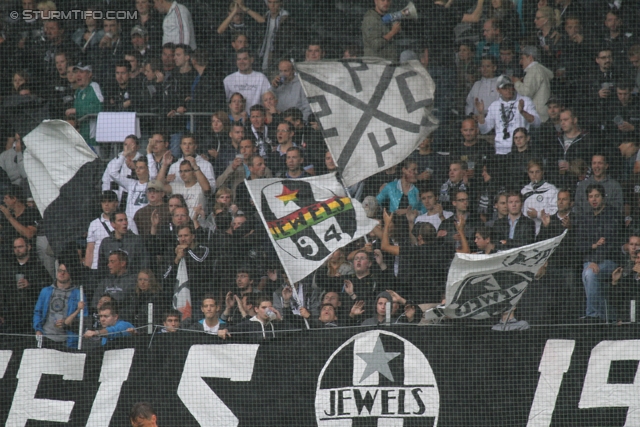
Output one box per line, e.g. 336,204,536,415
414,210,453,231
167,155,216,191
202,321,220,334
223,71,272,114
169,181,206,217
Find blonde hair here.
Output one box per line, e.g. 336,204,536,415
537,6,561,28
37,0,56,11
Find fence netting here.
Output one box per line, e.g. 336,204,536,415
0,0,639,425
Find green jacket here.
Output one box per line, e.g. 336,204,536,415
74,82,103,146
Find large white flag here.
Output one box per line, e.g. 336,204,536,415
24,120,104,255
296,59,438,187
424,232,566,321
245,173,378,284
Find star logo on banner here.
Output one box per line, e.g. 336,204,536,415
275,185,299,205
356,336,400,382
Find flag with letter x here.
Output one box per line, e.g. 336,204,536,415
297,58,438,187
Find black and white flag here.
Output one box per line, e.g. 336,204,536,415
24,120,104,255
245,173,377,284
296,59,438,187
424,232,566,321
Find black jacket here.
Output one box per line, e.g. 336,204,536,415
492,215,536,249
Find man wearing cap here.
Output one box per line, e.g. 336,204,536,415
130,25,154,58
65,62,103,151
511,46,553,123
475,75,541,155
85,191,119,271
154,0,197,50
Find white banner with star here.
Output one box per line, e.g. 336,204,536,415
245,172,378,284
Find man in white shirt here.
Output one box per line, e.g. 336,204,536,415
108,156,151,220
154,0,196,49
158,154,210,216
85,190,140,269
465,57,499,116
414,188,453,230
223,48,271,114
165,134,216,190
475,75,541,155
191,296,228,337
0,133,27,187
102,135,142,201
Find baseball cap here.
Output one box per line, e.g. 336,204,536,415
496,75,514,89
73,62,92,72
130,25,147,37
146,180,165,192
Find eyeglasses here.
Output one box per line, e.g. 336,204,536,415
57,268,68,274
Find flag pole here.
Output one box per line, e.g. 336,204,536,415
77,286,84,350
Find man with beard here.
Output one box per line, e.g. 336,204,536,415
476,75,541,156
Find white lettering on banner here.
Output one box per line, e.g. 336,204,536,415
0,350,12,378
86,349,135,427
6,349,86,426
177,344,259,427
579,340,640,427
527,340,576,427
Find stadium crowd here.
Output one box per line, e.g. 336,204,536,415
0,0,638,344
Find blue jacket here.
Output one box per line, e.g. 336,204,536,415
376,180,425,214
102,320,134,345
33,285,88,347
